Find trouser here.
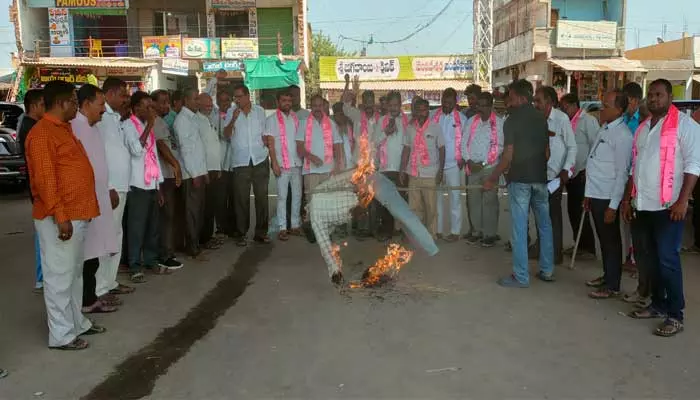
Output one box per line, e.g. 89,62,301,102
436,166,463,236
693,183,700,248
222,171,237,237
127,186,160,271
408,176,437,236
467,166,500,238
590,199,622,291
95,191,126,297
82,258,99,307
201,171,223,244
632,210,685,321
375,171,406,236
277,167,302,230
533,187,564,263
233,159,270,238
34,218,92,347
119,196,129,266
34,230,43,286
159,179,177,261
566,171,596,254
509,182,554,284
183,178,205,255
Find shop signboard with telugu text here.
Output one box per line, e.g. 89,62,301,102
142,36,182,59
333,58,402,81
55,0,128,8
38,68,90,85
211,0,255,9
162,59,190,76
320,56,472,82
203,60,245,72
556,20,618,50
182,38,221,59
411,56,473,80
221,38,259,59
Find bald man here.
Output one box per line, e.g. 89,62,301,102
196,93,223,250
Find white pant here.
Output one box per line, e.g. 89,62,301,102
35,218,92,347
437,166,463,235
276,168,302,230
96,191,126,297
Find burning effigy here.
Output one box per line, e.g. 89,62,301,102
305,133,438,287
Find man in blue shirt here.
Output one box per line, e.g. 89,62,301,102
622,82,644,134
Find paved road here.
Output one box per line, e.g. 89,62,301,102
1,189,699,399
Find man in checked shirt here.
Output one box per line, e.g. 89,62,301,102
307,170,439,285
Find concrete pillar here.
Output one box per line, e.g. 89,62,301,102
205,0,215,37
565,71,572,93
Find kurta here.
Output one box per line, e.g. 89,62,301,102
71,112,119,261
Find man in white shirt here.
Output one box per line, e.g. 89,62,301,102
230,84,271,246
621,79,700,336
296,94,344,192
400,97,445,237
174,88,209,259
372,91,409,241
196,93,223,250
532,86,577,265
95,77,133,296
464,92,504,248
431,88,466,242
332,102,355,170
559,93,599,259
216,90,237,237
264,89,303,241
204,69,228,100
123,92,164,283
584,90,633,299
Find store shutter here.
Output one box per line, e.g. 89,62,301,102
257,7,294,56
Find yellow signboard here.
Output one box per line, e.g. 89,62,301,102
319,55,473,82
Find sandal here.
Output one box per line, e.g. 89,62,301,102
278,230,290,241
98,293,123,307
50,338,89,351
588,288,620,299
254,235,272,244
130,272,146,284
109,284,135,295
289,228,303,236
82,301,118,314
81,324,107,336
585,276,606,288
147,266,173,275
627,307,665,319
654,318,684,337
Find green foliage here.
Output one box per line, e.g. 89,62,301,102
304,31,355,100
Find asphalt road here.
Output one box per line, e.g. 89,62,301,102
1,189,699,399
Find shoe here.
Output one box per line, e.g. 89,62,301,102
481,236,497,248
331,271,344,286
588,288,621,299
497,275,529,288
159,258,184,270
465,234,482,245
536,271,555,283
585,276,606,288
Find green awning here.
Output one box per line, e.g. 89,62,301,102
244,56,300,90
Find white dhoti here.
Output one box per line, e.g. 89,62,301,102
35,218,92,347
96,191,127,297
436,165,463,236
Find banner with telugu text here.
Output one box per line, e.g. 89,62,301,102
319,55,473,82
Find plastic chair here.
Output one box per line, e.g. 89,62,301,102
89,37,103,57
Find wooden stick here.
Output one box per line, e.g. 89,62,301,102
569,209,589,270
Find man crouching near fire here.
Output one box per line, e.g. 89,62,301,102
304,169,439,285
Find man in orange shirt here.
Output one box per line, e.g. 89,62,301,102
25,80,103,351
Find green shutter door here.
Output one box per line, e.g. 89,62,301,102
256,7,294,56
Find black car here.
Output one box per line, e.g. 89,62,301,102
0,103,27,186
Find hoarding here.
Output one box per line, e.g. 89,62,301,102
221,38,259,59
55,0,128,8
319,55,472,81
181,38,221,59
411,56,473,80
142,36,182,59
38,67,90,85
211,0,255,9
556,20,618,50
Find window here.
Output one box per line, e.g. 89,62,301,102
154,11,204,37
215,10,249,38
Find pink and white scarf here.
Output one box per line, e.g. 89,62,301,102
130,115,160,185
360,111,380,140
570,108,583,133
304,114,334,172
410,118,431,176
466,112,499,175
631,105,680,208
433,109,463,161
379,113,409,169
276,109,299,170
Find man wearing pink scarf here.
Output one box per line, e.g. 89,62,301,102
622,79,700,337
123,91,164,284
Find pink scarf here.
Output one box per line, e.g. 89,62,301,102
466,113,499,175
360,111,380,140
304,114,333,171
631,105,680,207
410,118,431,176
379,113,409,169
276,109,299,170
570,108,583,133
433,109,463,161
130,115,160,185
345,123,355,152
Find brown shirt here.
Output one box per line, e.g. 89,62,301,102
25,114,99,223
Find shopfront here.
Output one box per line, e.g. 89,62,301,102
548,58,647,101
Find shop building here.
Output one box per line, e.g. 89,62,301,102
319,55,474,108
9,0,309,103
491,0,642,101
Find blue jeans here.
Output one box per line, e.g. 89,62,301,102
509,182,554,284
632,210,685,321
34,231,43,285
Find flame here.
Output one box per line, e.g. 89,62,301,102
351,133,375,208
350,243,414,288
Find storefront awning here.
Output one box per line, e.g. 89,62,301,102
549,58,647,73
320,79,471,91
244,56,301,90
21,57,157,69
693,74,700,84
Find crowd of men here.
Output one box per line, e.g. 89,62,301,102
12,72,700,357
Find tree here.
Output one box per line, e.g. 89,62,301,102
305,32,356,100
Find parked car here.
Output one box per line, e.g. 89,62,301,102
672,100,700,116
0,130,27,186
0,102,24,131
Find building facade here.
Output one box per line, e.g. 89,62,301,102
491,0,643,101
9,0,309,102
